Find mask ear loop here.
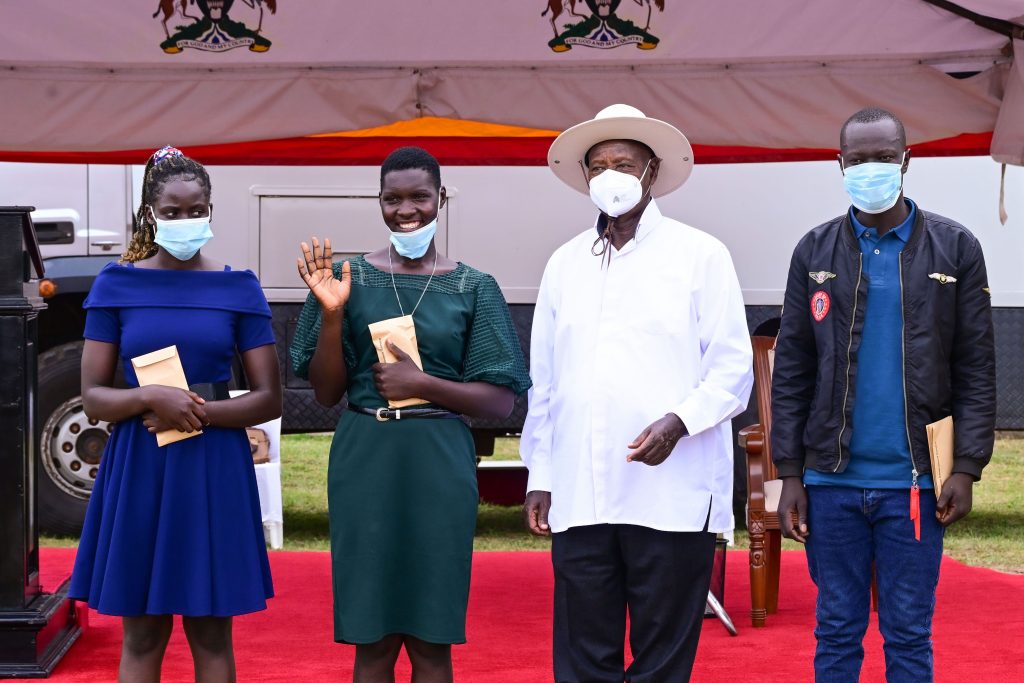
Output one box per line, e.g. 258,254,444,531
579,160,591,187
637,158,654,203
627,159,655,245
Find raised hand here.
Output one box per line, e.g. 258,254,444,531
297,236,351,312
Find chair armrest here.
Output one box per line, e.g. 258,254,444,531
738,424,763,453
742,424,768,517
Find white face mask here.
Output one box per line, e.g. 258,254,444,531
150,213,213,261
587,161,652,217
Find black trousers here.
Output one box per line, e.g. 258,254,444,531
551,523,716,683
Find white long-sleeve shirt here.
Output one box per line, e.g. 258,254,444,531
520,201,753,534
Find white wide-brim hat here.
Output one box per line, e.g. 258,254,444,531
547,104,694,197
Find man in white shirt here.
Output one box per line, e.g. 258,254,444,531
521,104,753,682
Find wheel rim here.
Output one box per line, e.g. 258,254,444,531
41,397,111,500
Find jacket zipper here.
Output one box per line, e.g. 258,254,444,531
899,254,922,540
898,255,919,483
836,252,863,472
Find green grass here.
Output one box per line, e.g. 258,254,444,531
275,434,546,551
38,534,78,548
940,436,1024,573
277,432,333,551
727,437,1024,574
41,435,1023,572
491,436,523,461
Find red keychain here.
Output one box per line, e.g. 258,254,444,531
910,485,921,541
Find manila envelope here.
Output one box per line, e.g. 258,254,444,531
367,314,428,408
131,345,202,446
925,416,954,501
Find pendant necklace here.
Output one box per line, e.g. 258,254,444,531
388,244,437,318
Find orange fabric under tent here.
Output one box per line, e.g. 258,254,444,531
0,118,996,167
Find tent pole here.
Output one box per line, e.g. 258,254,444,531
921,0,1024,40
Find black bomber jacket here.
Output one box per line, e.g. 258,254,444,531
770,202,996,481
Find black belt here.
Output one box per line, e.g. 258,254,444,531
348,404,462,422
189,382,231,402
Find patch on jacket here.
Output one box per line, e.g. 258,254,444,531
928,272,957,285
809,271,837,284
811,290,831,322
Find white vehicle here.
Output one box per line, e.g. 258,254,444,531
3,156,1022,533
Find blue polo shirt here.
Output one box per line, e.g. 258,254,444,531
805,199,933,489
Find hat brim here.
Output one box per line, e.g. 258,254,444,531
547,116,694,197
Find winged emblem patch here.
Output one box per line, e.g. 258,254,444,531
928,273,957,285
809,271,837,284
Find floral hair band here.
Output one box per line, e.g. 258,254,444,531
150,145,184,166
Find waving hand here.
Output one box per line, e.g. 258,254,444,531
297,236,351,312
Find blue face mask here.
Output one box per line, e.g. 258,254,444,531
842,154,906,214
152,213,213,261
389,218,437,259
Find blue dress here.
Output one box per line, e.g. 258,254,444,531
68,262,275,617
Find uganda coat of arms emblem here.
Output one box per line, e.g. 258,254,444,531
154,0,275,54
542,0,664,52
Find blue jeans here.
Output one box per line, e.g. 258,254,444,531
805,486,944,683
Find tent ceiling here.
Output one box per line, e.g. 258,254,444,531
0,1,1021,163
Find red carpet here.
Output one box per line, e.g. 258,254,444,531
42,549,1024,682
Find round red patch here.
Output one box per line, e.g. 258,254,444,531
811,290,830,322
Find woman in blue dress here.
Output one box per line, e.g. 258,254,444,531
69,147,281,683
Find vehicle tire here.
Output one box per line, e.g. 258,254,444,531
36,341,113,535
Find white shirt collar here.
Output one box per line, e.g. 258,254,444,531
592,199,664,248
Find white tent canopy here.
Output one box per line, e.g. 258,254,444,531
0,0,1021,162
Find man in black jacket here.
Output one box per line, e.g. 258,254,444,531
772,107,995,682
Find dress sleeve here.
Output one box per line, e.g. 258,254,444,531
290,292,322,381
83,308,120,344
237,312,276,352
462,274,531,395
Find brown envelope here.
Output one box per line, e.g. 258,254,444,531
131,345,202,447
367,314,428,408
925,416,954,500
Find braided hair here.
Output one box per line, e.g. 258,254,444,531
121,147,212,263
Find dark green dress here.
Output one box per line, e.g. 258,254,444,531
291,256,530,644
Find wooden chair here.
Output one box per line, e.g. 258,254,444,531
739,336,876,627
738,336,782,627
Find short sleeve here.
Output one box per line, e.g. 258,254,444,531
462,274,532,395
289,266,355,381
237,312,275,352
83,308,120,344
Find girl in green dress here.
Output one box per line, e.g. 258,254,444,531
290,147,531,683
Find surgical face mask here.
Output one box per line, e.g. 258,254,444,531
842,154,906,214
588,161,651,217
151,213,213,261
390,218,437,259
